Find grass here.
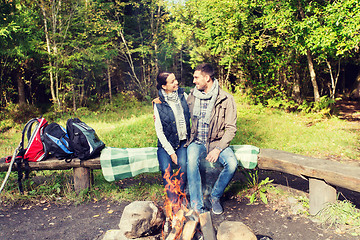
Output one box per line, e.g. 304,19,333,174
315,200,360,236
233,93,360,161
2,92,359,160
1,92,360,234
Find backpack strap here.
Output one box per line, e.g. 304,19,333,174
16,118,41,194
15,157,24,194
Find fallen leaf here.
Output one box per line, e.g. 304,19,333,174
93,215,100,218
43,208,48,211
108,210,114,214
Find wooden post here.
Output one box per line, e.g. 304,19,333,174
73,167,91,193
309,178,337,215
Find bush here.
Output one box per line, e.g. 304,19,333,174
5,103,41,124
101,92,141,112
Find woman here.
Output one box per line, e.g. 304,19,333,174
153,72,190,204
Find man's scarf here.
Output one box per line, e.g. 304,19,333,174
193,79,219,124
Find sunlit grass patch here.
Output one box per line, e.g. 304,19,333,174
233,94,360,160
315,200,360,236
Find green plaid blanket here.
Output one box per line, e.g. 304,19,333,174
100,145,259,182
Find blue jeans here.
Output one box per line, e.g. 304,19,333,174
157,140,187,203
187,142,238,212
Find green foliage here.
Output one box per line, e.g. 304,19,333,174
296,96,337,116
0,118,16,133
241,169,274,205
4,103,41,124
100,92,141,112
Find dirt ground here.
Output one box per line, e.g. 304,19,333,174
1,100,359,240
1,170,360,240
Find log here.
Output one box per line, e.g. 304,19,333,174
181,220,198,240
0,157,101,171
199,212,216,240
166,209,185,240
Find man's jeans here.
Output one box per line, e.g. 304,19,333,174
187,142,238,212
157,140,187,203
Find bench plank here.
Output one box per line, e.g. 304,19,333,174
0,157,101,171
258,148,360,193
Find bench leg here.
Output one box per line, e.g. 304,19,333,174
309,178,336,215
73,167,91,193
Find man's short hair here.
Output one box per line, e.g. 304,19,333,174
195,63,215,80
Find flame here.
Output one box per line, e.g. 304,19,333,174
163,164,189,239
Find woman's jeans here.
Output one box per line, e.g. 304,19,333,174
187,142,238,212
157,140,187,203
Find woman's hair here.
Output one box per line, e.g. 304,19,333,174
156,72,172,90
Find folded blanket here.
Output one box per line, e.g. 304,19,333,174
100,145,259,182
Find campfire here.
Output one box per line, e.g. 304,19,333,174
102,168,258,240
162,167,216,240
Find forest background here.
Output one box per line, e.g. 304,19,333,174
1,0,360,122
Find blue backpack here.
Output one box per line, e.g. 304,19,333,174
42,123,74,160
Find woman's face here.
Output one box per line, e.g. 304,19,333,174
162,73,178,94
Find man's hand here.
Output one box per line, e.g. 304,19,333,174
206,148,221,163
170,153,178,165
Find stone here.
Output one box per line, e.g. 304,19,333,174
118,201,165,239
102,229,161,240
102,230,125,240
217,221,257,240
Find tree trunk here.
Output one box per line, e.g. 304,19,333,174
16,67,26,106
298,0,320,102
326,59,341,100
72,83,76,112
306,49,320,102
292,69,302,104
40,5,57,107
107,61,112,103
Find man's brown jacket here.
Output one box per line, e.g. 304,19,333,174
185,87,237,153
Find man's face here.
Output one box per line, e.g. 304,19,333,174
193,70,209,92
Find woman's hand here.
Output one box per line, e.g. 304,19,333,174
170,153,178,165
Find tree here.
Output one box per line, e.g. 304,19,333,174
0,0,43,107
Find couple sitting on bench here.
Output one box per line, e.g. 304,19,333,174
153,63,238,215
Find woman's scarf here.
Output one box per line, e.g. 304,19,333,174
161,89,187,137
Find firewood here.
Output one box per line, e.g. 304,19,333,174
166,209,185,240
181,220,198,240
185,209,199,222
199,212,216,240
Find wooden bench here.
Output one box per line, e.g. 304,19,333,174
0,157,101,193
258,149,360,215
2,149,360,215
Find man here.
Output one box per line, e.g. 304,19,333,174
186,63,238,214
